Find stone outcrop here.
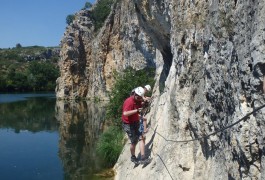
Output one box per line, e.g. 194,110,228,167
23,48,60,61
56,2,156,100
56,0,265,179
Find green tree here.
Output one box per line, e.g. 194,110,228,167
97,67,155,167
27,61,59,91
83,2,92,9
13,72,28,91
91,0,114,31
4,68,28,91
66,14,75,25
0,46,60,92
0,75,6,91
16,43,22,48
106,67,155,127
6,68,16,90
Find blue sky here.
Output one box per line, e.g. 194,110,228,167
0,0,95,48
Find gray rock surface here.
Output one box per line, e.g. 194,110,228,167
56,0,265,179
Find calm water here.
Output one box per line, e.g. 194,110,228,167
0,93,109,180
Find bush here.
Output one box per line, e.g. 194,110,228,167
97,67,155,166
91,0,115,31
27,61,59,91
66,14,75,25
96,126,124,166
0,46,59,92
106,67,155,127
16,43,22,48
83,2,92,10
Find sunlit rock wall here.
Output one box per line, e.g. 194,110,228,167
57,0,265,179
56,2,156,100
114,0,265,180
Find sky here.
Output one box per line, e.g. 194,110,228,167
0,0,95,48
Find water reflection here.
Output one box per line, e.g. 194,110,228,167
55,100,107,180
0,96,58,132
0,94,63,180
0,94,110,180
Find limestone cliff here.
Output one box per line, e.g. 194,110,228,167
56,1,156,100
56,0,265,179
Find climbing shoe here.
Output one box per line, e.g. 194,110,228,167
140,157,152,165
131,155,139,164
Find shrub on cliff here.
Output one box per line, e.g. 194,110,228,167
91,0,115,31
96,126,124,166
97,67,155,166
83,2,92,10
106,67,155,127
66,14,75,25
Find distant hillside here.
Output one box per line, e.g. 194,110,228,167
0,46,60,92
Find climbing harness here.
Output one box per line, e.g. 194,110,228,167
138,97,154,137
138,114,144,135
142,96,154,115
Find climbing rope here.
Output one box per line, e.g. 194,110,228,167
148,102,265,143
147,103,265,180
151,149,175,180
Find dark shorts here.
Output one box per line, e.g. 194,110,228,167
122,122,141,144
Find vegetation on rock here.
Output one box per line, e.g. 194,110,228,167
96,67,155,166
106,67,155,127
91,0,115,31
0,46,60,92
66,0,115,31
66,14,75,25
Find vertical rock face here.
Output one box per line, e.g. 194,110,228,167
57,0,265,179
56,1,156,100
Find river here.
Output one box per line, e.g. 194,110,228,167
0,93,111,180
